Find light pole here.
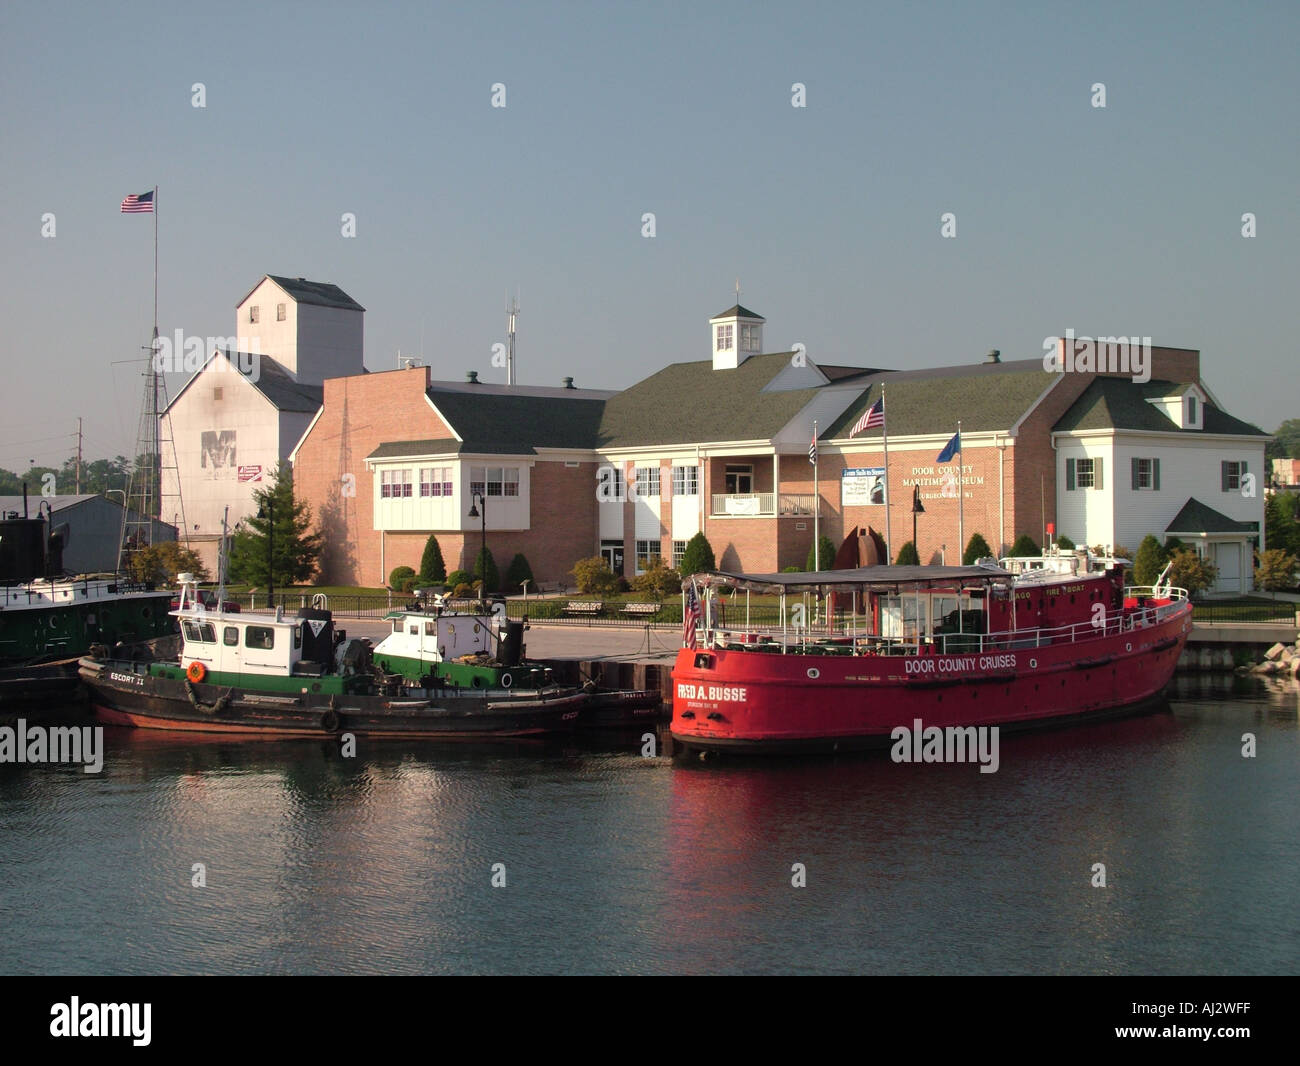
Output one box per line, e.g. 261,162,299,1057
257,498,274,609
912,484,925,562
467,492,487,610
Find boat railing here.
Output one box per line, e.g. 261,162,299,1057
705,586,1189,655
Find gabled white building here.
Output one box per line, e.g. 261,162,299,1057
161,276,364,573
1053,378,1268,594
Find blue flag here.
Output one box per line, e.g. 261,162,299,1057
936,431,960,463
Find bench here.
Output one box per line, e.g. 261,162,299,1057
621,602,661,617
563,601,604,616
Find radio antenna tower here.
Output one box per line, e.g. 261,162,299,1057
506,289,519,386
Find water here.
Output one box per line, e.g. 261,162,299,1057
1,676,1296,975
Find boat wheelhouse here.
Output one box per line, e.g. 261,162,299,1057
670,556,1192,754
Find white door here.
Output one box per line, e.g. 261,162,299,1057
1214,542,1241,593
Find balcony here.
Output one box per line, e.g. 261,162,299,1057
711,493,819,517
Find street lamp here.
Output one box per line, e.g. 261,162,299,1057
912,484,925,562
467,492,487,610
257,498,274,609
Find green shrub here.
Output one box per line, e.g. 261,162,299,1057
895,541,920,566
389,565,415,591
400,576,419,593
1055,534,1076,550
962,533,993,565
631,558,681,598
679,532,716,576
473,548,499,594
572,556,620,595
506,553,534,593
453,582,475,599
1167,548,1217,597
523,600,565,619
1009,533,1040,557
781,565,801,573
1133,535,1168,586
446,569,471,590
806,534,836,571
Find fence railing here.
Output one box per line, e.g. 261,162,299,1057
1191,600,1299,624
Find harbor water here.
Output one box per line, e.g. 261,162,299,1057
1,675,1296,975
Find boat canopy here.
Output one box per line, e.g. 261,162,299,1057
688,564,1013,593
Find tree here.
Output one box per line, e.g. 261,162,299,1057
962,533,993,565
1265,492,1300,558
473,546,499,594
1133,535,1168,586
1266,418,1300,462
128,541,209,586
895,541,920,566
1009,533,1041,557
418,535,446,585
806,534,836,571
679,532,715,576
1166,548,1217,598
226,463,323,588
572,556,619,595
1255,548,1298,593
505,553,534,593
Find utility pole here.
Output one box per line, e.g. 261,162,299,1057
75,417,83,494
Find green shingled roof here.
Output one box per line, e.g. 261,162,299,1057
710,304,765,321
597,352,819,448
426,387,606,454
367,438,462,460
824,360,1055,438
1166,497,1259,534
1054,378,1266,435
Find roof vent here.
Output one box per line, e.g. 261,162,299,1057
562,376,575,389
466,370,479,383
985,349,1001,364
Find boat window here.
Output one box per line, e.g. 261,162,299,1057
393,620,402,634
294,628,301,649
245,626,275,650
409,625,418,635
425,621,436,636
196,622,217,643
182,620,201,642
223,626,239,646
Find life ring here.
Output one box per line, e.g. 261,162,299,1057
321,709,341,733
500,672,513,689
186,661,207,684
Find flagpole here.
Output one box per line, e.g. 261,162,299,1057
812,420,819,570
957,419,964,559
881,386,891,562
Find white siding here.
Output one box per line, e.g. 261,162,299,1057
372,460,530,532
1055,440,1115,547
236,278,363,385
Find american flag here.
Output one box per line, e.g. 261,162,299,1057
683,584,702,648
850,396,885,437
808,432,817,466
120,191,154,213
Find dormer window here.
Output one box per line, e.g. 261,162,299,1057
716,324,733,351
1187,395,1197,424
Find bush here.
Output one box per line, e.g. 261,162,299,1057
400,576,419,593
446,569,471,590
962,533,993,565
806,534,836,571
389,565,415,591
522,599,565,619
679,532,716,576
895,541,920,566
1133,535,1168,586
128,541,210,585
1167,548,1217,597
453,582,475,599
631,558,681,598
1055,534,1076,550
418,536,446,585
781,565,801,573
472,548,499,594
1254,548,1297,592
572,556,620,595
1009,533,1040,557
506,553,534,593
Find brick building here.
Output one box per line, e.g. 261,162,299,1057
290,305,1268,594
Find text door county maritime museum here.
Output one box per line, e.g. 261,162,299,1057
168,279,1266,593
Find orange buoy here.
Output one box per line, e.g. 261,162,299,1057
186,661,207,684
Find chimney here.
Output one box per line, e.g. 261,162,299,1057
562,376,575,389
466,370,479,383
985,349,1001,364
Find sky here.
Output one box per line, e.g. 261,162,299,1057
1,0,1295,472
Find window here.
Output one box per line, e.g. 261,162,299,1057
634,466,661,497
294,628,301,649
741,323,761,350
1132,457,1160,490
1187,395,1197,423
672,466,698,496
213,387,223,402
715,323,733,351
276,303,286,321
469,466,520,498
223,626,239,646
420,466,452,497
245,626,275,650
249,305,259,323
725,464,753,494
392,620,402,634
1222,460,1247,492
672,540,687,569
381,469,413,498
1065,457,1103,491
635,539,660,573
424,621,436,637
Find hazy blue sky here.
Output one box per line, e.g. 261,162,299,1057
1,0,1295,470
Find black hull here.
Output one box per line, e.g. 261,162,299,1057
0,660,83,715
80,660,587,738
581,689,666,728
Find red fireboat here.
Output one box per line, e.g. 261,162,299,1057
670,552,1192,755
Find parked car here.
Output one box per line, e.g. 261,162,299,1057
169,588,241,612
